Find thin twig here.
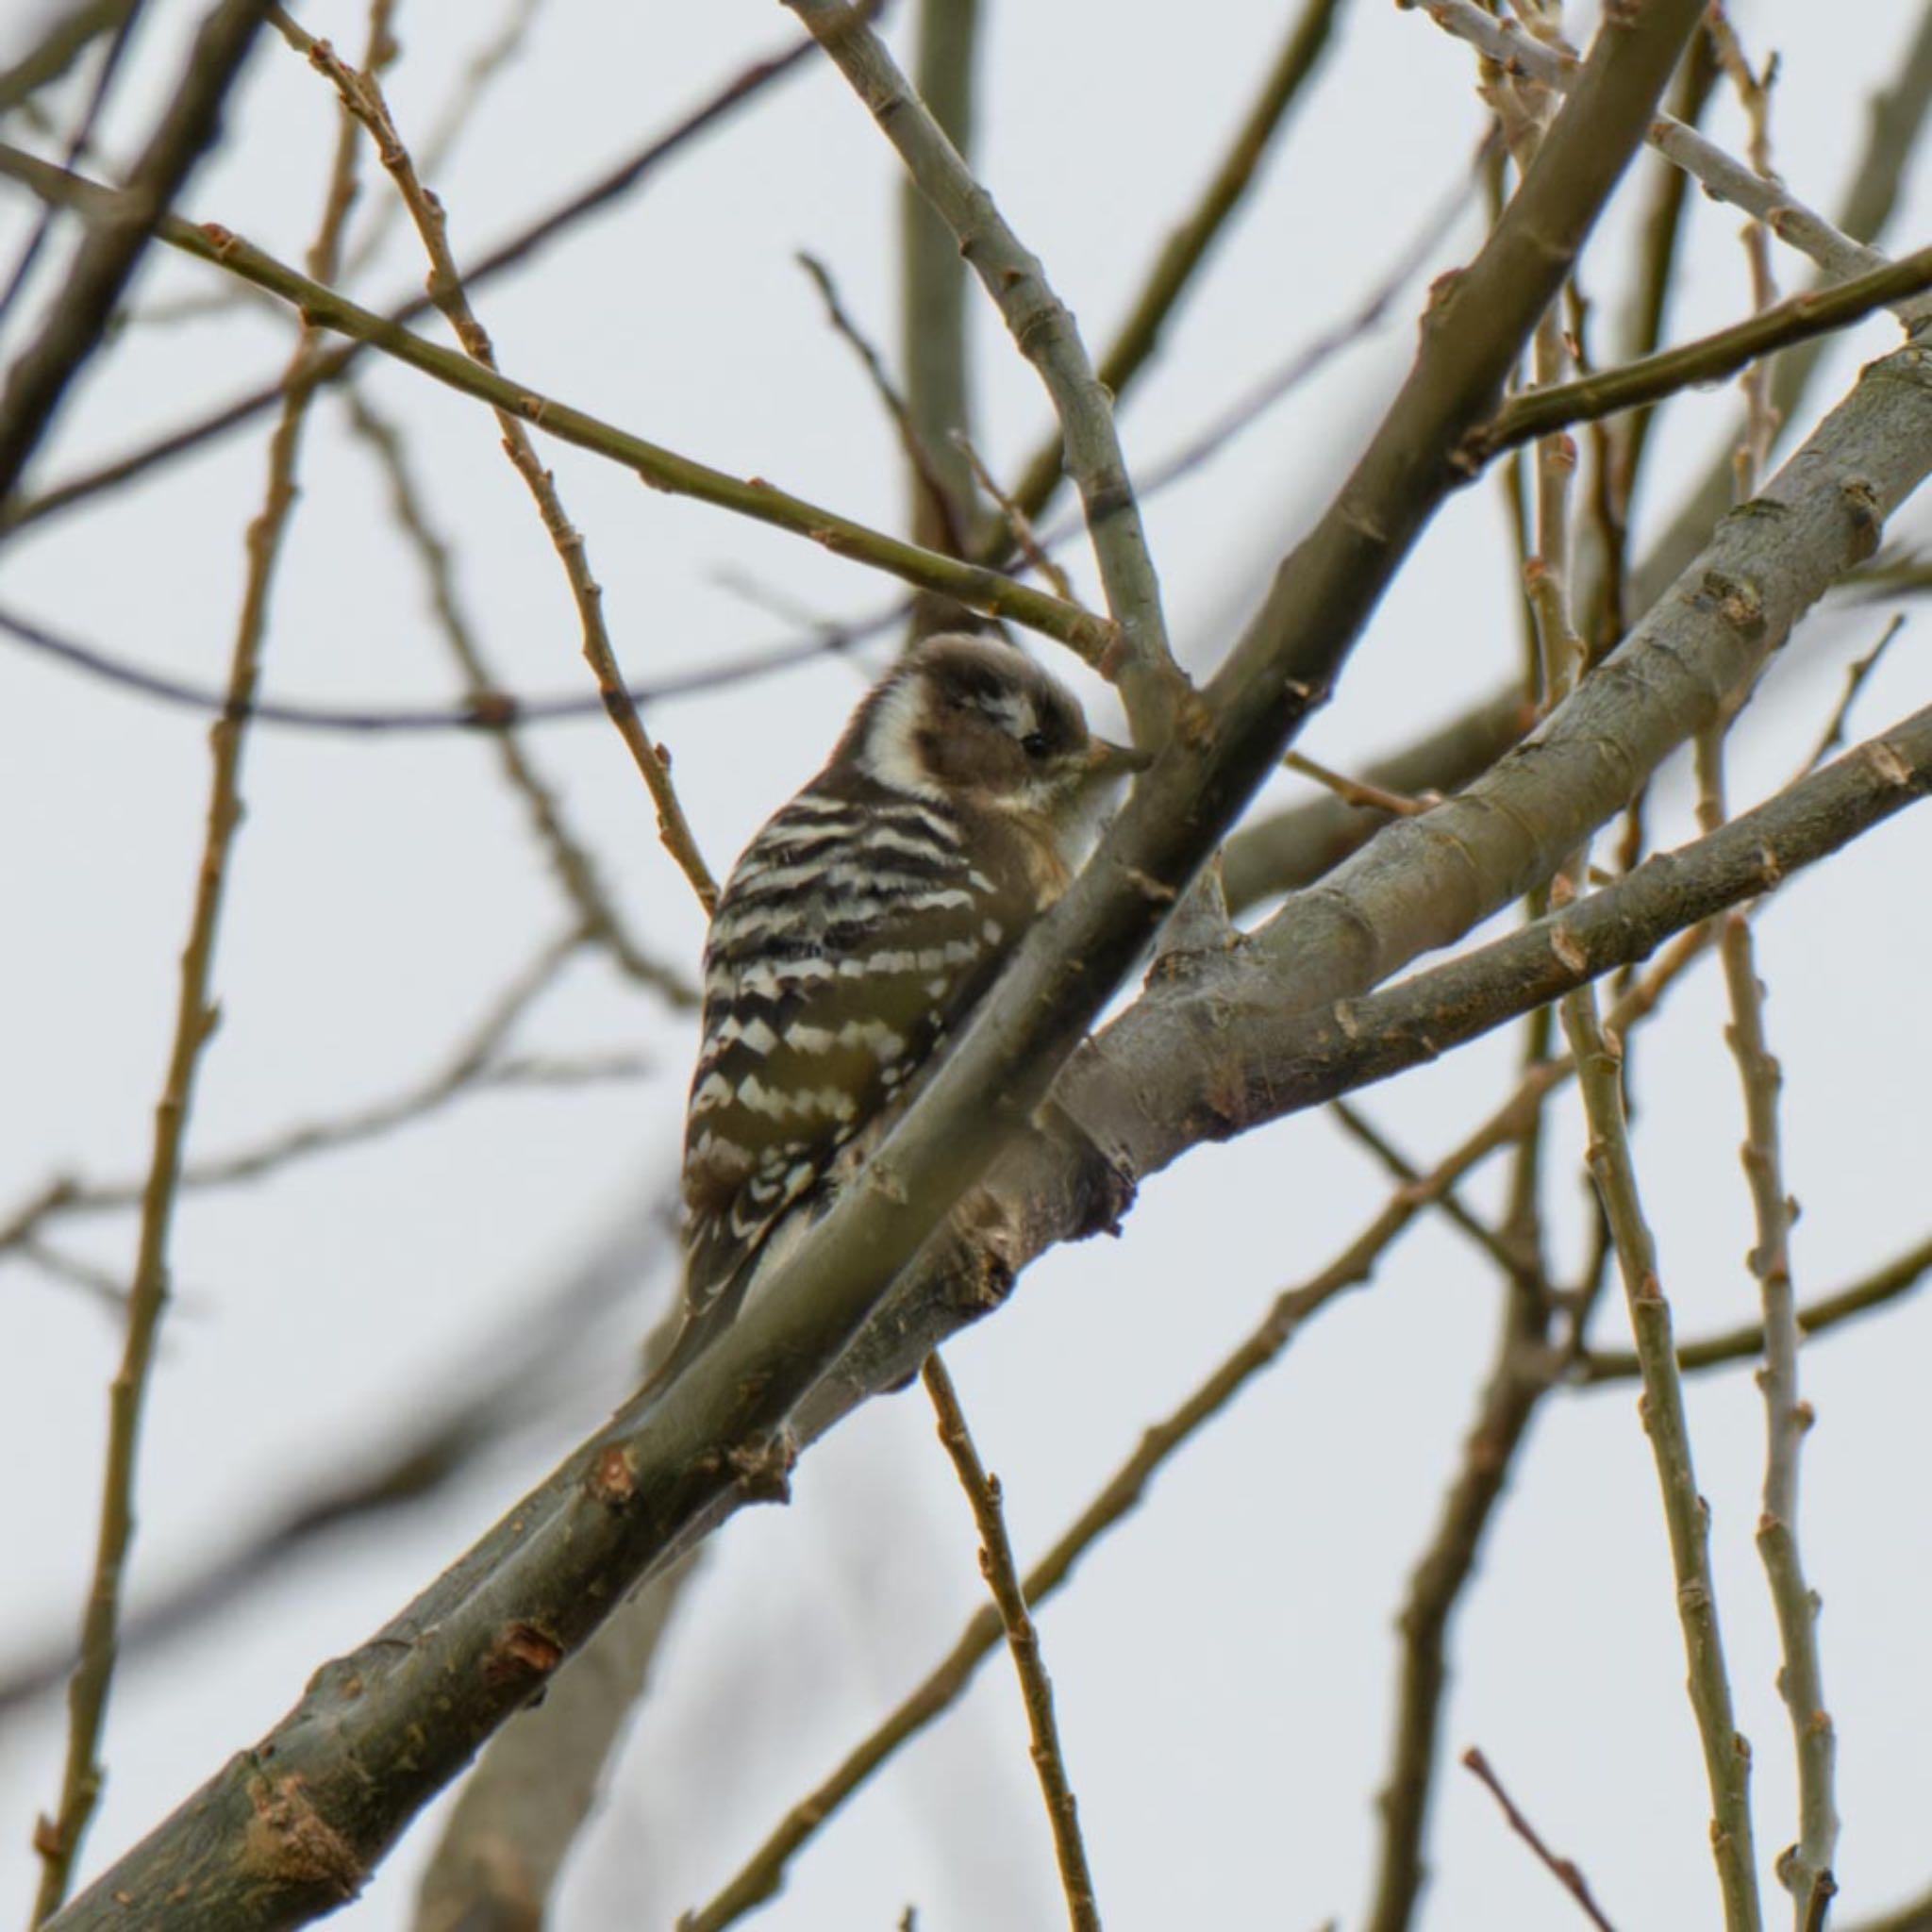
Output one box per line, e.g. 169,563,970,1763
920,1357,1099,1932
0,0,271,499
1798,615,1908,775
5,1239,132,1314
0,595,867,735
0,1192,677,1722
0,143,1114,665
25,6,374,1912
0,0,139,115
1559,985,1762,1931
991,0,1348,542
1697,732,1839,1926
1573,1232,1932,1382
338,0,546,283
953,431,1075,604
275,13,719,910
1366,75,1582,1923
1462,1747,1618,1932
1697,34,1840,1913
1326,1100,1523,1282
0,0,146,326
1065,146,1480,520
341,387,696,997
797,249,972,560
0,925,588,1257
1624,3,1932,625
1284,749,1435,818
784,0,1179,731
1,13,856,537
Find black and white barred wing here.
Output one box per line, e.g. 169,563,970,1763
679,787,1023,1332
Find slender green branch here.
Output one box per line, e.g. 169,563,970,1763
1473,244,1932,462
0,142,1112,663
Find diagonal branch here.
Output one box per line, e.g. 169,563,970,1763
913,1358,1098,1932
992,0,1348,543
785,0,1177,723
0,0,270,500
0,14,853,538
1472,243,1932,461
0,142,1113,661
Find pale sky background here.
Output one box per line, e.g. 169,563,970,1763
2,3,1930,1928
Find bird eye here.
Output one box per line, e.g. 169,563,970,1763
1021,731,1050,758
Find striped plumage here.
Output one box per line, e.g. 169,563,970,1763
665,634,1144,1383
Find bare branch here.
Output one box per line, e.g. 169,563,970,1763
1461,1748,1618,1932
786,0,1178,727
992,0,1349,541
0,0,270,498
26,9,367,1909
913,1358,1098,1932
0,144,1110,661
687,927,1720,1932
0,15,849,536
1417,0,1910,308
1558,984,1760,1929
1576,1232,1932,1383
341,389,697,996
1471,244,1932,463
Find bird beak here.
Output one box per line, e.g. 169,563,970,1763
1080,736,1154,779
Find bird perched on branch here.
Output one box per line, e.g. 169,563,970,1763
660,632,1146,1389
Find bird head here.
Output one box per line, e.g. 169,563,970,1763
842,634,1148,825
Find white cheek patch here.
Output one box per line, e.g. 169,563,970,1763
858,677,946,800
